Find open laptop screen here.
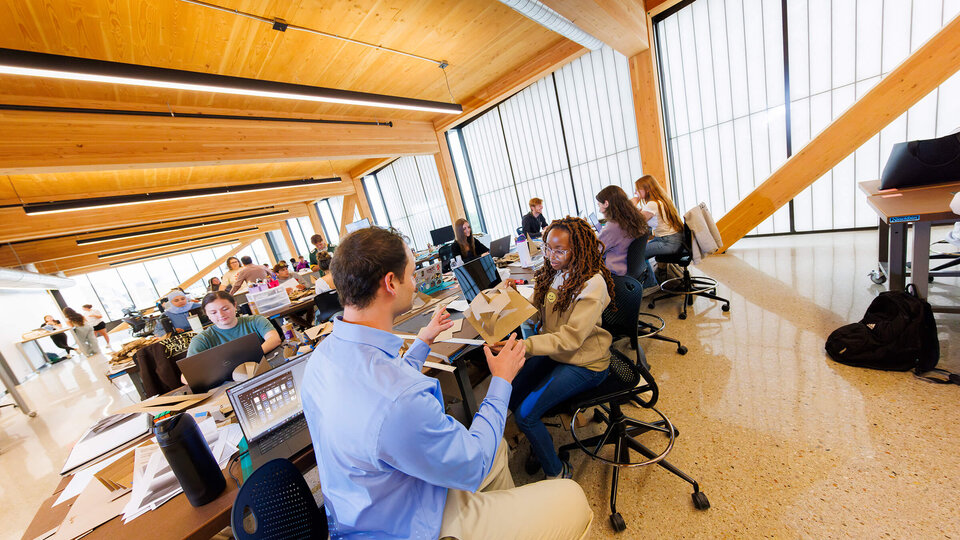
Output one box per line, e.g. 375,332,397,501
453,255,501,302
228,355,308,442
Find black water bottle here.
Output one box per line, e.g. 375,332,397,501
154,413,226,507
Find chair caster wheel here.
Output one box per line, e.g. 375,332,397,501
929,275,934,283
610,512,626,531
692,491,710,510
678,312,687,320
524,453,541,475
721,303,730,312
558,449,570,462
869,269,886,284
648,302,655,309
592,408,605,423
677,345,688,355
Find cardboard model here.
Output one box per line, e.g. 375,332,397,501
464,287,537,345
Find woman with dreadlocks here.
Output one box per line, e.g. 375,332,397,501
495,216,615,479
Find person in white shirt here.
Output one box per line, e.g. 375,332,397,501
219,256,242,291
632,175,685,288
81,303,111,350
314,251,336,294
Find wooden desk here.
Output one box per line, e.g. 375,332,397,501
859,179,960,313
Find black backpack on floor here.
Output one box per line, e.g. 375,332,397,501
825,285,958,384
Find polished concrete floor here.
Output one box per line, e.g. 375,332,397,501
2,229,958,539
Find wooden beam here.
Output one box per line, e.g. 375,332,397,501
0,181,352,244
347,174,374,222
646,0,685,17
628,14,670,191
542,0,648,57
305,202,326,244
279,223,299,258
434,39,587,133
176,240,253,292
0,207,304,267
716,12,960,249
0,112,439,174
434,132,467,225
348,158,395,180
262,233,278,266
339,195,359,235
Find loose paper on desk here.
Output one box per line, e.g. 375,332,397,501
445,299,470,312
60,413,151,475
49,476,131,540
464,287,537,345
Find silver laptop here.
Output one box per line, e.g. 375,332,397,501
226,355,312,470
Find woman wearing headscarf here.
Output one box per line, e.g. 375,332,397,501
163,290,200,333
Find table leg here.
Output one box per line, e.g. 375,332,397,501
911,222,931,298
453,357,478,424
888,222,907,291
0,351,35,416
878,218,889,266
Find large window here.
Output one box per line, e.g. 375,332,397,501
451,47,643,241
655,0,960,235
316,198,342,245
363,156,452,250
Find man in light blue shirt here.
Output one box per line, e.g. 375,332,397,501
302,227,592,539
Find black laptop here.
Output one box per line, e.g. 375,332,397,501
452,255,502,302
176,333,263,393
226,354,312,470
490,235,511,259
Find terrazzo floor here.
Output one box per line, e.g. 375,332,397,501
2,229,958,539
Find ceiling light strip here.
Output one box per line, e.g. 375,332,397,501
77,209,290,245
23,177,339,215
108,239,243,266
97,227,259,259
0,48,462,114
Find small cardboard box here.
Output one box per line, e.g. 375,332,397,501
464,287,537,345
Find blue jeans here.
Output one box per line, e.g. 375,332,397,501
643,232,683,287
508,356,609,476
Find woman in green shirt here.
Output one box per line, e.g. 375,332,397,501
187,291,282,356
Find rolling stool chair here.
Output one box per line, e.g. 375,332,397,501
231,458,327,539
647,225,730,319
543,275,708,531
313,290,343,324
626,237,687,354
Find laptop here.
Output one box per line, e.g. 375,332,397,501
226,354,312,470
176,333,264,393
452,254,502,302
587,212,603,233
415,262,443,292
490,235,511,259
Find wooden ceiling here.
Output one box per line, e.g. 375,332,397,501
0,0,589,271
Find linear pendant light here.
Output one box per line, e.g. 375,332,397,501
77,209,290,245
0,48,463,114
22,177,339,215
108,239,244,266
97,227,259,259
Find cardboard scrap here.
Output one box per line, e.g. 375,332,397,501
434,319,463,343
95,441,154,492
464,287,537,345
112,392,212,415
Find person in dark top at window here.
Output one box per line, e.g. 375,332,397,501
521,197,548,239
450,218,489,262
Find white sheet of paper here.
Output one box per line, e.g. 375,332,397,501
516,285,535,302
445,300,470,312
61,414,151,475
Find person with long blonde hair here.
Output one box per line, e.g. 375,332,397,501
633,175,684,286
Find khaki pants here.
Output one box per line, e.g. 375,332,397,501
439,441,593,540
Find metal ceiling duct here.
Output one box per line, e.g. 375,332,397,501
0,267,75,290
498,0,604,51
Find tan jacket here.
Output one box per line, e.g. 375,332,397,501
523,273,611,372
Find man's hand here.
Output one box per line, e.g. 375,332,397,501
417,306,454,345
483,333,526,383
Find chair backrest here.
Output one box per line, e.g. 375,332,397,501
601,274,659,408
625,236,649,282
313,290,342,323
516,226,524,238
231,458,327,540
438,243,455,273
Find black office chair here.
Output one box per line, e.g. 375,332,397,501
516,226,524,238
438,243,455,273
313,290,342,324
231,458,328,539
545,275,708,531
625,237,687,355
647,225,730,319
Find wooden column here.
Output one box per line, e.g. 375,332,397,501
340,195,359,235
434,131,467,225
177,239,254,291
305,202,326,243
628,14,671,192
348,174,375,221
262,233,278,266
279,223,299,257
716,11,960,249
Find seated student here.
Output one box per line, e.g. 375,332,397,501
163,291,201,333
522,197,549,239
208,276,223,292
313,252,336,294
301,227,592,539
229,256,271,294
309,234,335,267
632,175,684,285
494,217,613,479
450,217,489,262
596,185,651,277
187,291,282,356
273,262,310,290
219,256,242,291
294,255,309,271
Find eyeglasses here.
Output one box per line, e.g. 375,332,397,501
542,245,569,258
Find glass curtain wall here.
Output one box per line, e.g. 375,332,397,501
362,156,451,250
316,198,342,246
655,0,960,235
452,47,643,241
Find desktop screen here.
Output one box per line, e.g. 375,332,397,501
452,255,501,302
345,218,371,233
430,225,455,245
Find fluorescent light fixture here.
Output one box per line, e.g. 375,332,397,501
23,177,338,215
77,209,289,245
97,228,258,259
0,48,463,114
108,239,242,266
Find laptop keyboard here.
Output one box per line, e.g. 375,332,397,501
257,414,308,454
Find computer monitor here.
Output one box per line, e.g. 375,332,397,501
452,255,501,302
227,355,308,443
345,218,371,233
490,235,511,259
176,333,264,393
430,225,455,246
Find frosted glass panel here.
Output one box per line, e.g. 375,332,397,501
366,156,451,251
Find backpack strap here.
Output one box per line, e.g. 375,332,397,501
914,368,960,385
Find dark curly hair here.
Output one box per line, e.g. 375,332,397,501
596,185,650,240
533,217,615,314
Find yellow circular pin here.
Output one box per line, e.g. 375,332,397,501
546,291,557,303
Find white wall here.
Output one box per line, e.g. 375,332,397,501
0,289,64,382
